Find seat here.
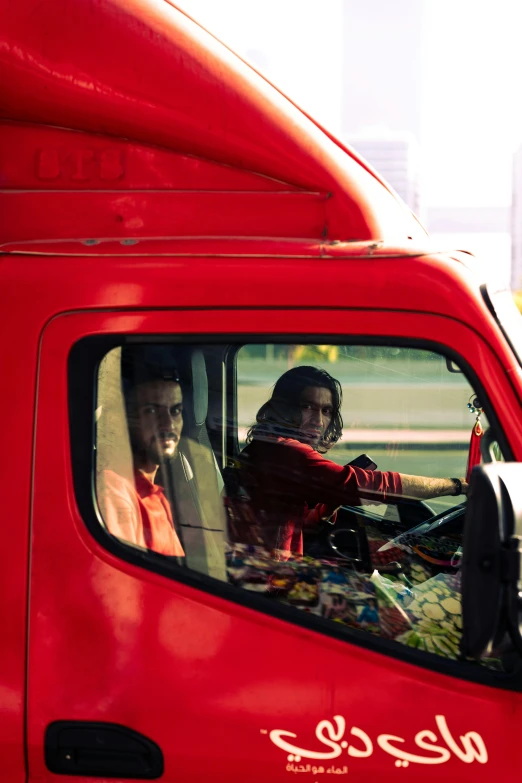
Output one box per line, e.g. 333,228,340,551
158,348,227,580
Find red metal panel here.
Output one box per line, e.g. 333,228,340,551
0,122,330,242
0,245,517,389
0,0,426,242
27,308,522,782
0,190,329,243
0,237,427,257
0,302,35,782
0,122,300,192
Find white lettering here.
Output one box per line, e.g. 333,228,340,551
347,726,373,758
269,714,488,770
270,728,342,761
377,733,448,765
435,715,488,764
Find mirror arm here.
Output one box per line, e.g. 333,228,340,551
480,427,498,464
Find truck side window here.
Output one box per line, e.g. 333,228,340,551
92,341,509,672
232,344,505,670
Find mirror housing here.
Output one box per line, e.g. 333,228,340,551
445,357,463,374
461,463,522,659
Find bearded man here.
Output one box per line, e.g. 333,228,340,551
97,352,185,557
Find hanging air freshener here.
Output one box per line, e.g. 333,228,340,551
465,394,483,482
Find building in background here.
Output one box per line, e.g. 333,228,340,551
349,130,422,215
511,146,522,290
179,0,514,287
341,0,511,284
341,0,425,143
340,0,425,215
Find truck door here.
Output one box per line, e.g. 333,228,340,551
28,307,522,783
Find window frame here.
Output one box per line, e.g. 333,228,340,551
68,332,521,691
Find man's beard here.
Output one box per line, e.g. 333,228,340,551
132,436,179,467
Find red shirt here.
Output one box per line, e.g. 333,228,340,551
97,469,184,557
238,435,402,557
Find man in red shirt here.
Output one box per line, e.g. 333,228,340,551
97,353,185,557
237,366,468,558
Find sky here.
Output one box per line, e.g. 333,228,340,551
421,1,522,207
176,0,522,209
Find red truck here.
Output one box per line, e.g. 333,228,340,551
2,1,522,781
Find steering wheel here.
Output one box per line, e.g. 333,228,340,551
308,500,467,575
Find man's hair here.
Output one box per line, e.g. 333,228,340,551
120,346,181,409
247,365,343,452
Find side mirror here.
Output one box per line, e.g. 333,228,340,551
461,463,522,659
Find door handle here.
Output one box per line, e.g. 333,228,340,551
44,721,164,778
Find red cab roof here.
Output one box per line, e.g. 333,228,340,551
0,0,427,244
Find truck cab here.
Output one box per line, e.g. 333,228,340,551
2,1,522,781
